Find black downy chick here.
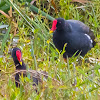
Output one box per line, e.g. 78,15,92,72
12,47,40,90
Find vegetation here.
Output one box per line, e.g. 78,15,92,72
0,0,100,99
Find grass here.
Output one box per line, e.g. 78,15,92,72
0,0,100,99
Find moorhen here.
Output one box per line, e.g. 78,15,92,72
50,18,96,58
12,47,48,91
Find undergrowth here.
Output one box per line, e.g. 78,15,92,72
0,0,100,99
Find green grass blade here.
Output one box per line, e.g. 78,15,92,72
5,0,34,31
1,26,11,53
29,4,55,21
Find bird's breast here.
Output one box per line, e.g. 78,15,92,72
53,33,68,51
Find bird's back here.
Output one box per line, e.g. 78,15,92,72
53,20,95,58
66,20,96,46
66,20,89,33
63,31,93,57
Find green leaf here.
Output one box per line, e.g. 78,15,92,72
30,4,55,21
0,1,10,12
1,25,11,52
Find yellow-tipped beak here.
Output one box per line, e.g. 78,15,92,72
49,30,53,34
19,61,22,65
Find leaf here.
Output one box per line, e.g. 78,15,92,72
1,26,11,52
0,1,10,13
31,39,37,70
5,0,34,30
0,10,10,18
0,25,8,29
0,1,6,7
51,0,58,14
56,48,60,53
71,0,90,4
61,43,67,54
29,4,55,21
30,0,36,5
8,6,12,17
47,39,51,44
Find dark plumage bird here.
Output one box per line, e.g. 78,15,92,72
50,18,96,58
12,47,47,90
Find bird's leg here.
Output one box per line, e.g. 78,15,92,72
64,58,67,62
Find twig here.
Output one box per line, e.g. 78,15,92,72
10,70,63,85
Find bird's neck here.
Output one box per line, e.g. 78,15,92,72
14,60,26,70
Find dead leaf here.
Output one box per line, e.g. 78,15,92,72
30,0,36,5
51,0,58,14
0,10,10,18
71,0,90,4
8,7,12,17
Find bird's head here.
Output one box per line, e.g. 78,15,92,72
12,47,22,66
49,18,65,33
